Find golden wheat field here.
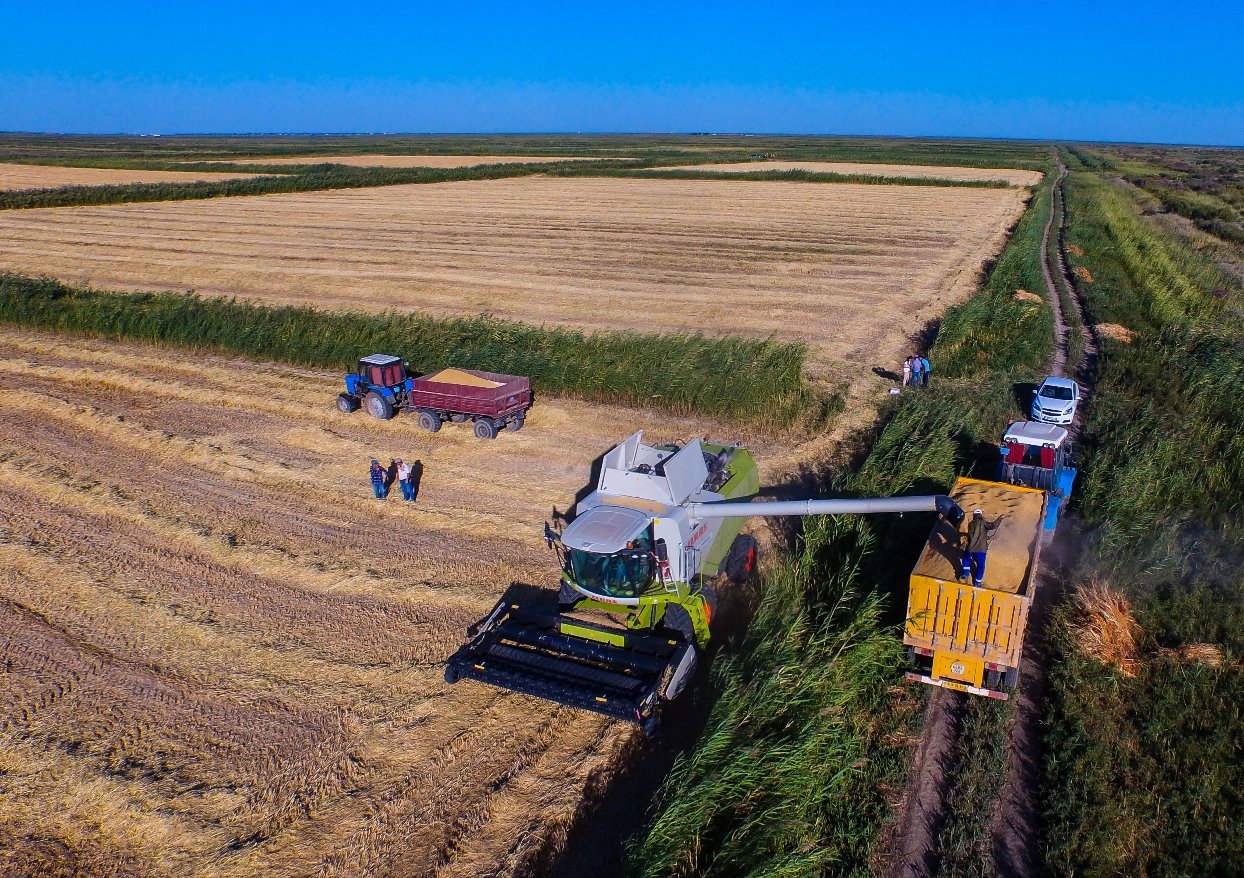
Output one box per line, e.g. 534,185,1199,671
0,176,1029,381
0,163,263,191
667,161,1043,187
200,155,606,168
0,325,784,877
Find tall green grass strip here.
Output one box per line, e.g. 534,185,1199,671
0,273,826,426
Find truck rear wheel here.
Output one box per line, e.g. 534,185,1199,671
336,393,360,413
364,391,394,420
1004,666,1020,690
472,419,498,440
417,411,442,433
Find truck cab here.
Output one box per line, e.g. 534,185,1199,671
339,354,414,419
996,421,1077,530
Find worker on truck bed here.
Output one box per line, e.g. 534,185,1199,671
960,508,1004,586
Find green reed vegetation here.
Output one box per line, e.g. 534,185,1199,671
628,164,1053,878
1037,154,1244,877
0,273,828,426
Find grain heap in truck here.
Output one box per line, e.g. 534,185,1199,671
903,477,1046,699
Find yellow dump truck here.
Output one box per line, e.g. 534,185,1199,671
903,476,1047,699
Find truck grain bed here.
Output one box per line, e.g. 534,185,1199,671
912,478,1045,595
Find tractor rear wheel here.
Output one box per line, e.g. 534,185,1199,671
417,411,442,433
473,419,498,440
364,391,394,420
336,393,360,413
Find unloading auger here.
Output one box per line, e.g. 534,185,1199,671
445,431,963,733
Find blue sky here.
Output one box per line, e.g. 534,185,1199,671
2,1,1242,143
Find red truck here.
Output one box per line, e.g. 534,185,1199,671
338,355,533,439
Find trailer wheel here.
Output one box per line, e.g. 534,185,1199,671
364,391,394,420
506,416,526,432
984,668,1002,690
417,411,442,433
336,393,360,413
472,419,498,440
450,414,468,423
444,663,461,684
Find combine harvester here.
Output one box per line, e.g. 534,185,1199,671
446,431,963,732
903,420,1076,699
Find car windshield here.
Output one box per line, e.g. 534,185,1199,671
567,534,653,599
1040,384,1074,400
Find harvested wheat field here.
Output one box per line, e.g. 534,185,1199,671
202,155,605,168
0,162,263,191
0,176,1029,381
0,325,780,877
666,161,1043,187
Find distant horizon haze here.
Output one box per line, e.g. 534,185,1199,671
3,2,1242,146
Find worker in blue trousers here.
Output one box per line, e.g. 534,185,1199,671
369,459,387,499
960,508,1004,586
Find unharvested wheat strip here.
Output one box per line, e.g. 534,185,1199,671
198,154,608,168
661,160,1043,186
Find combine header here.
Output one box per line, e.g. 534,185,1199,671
446,431,963,732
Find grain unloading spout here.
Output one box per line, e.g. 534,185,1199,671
687,495,964,524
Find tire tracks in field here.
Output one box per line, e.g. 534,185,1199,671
891,156,1098,878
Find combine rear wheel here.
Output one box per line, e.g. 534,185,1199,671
725,534,759,583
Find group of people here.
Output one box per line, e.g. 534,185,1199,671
370,458,422,502
902,354,931,388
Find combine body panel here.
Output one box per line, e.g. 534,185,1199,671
904,477,1046,699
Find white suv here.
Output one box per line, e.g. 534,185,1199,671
1030,376,1080,425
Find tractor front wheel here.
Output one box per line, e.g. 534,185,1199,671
336,393,360,414
472,419,499,440
417,411,442,433
364,391,394,420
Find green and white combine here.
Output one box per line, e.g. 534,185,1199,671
445,430,961,733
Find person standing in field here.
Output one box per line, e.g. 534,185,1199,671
370,459,387,500
920,354,932,387
910,355,924,389
396,458,416,501
902,357,913,388
960,508,1005,586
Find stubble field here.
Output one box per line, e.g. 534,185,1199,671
0,325,785,877
201,155,607,168
0,163,263,191
0,175,1030,382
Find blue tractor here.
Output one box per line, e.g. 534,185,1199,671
995,420,1077,532
337,354,413,420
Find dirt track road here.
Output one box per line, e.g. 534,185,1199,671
890,156,1097,878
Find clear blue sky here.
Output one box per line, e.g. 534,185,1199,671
3,1,1242,144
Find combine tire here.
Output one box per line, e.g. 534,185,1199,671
699,585,718,629
364,391,394,420
336,393,360,413
725,534,759,583
506,416,526,432
417,411,442,433
473,419,498,440
444,663,461,684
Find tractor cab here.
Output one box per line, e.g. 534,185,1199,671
996,420,1077,529
349,354,408,394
